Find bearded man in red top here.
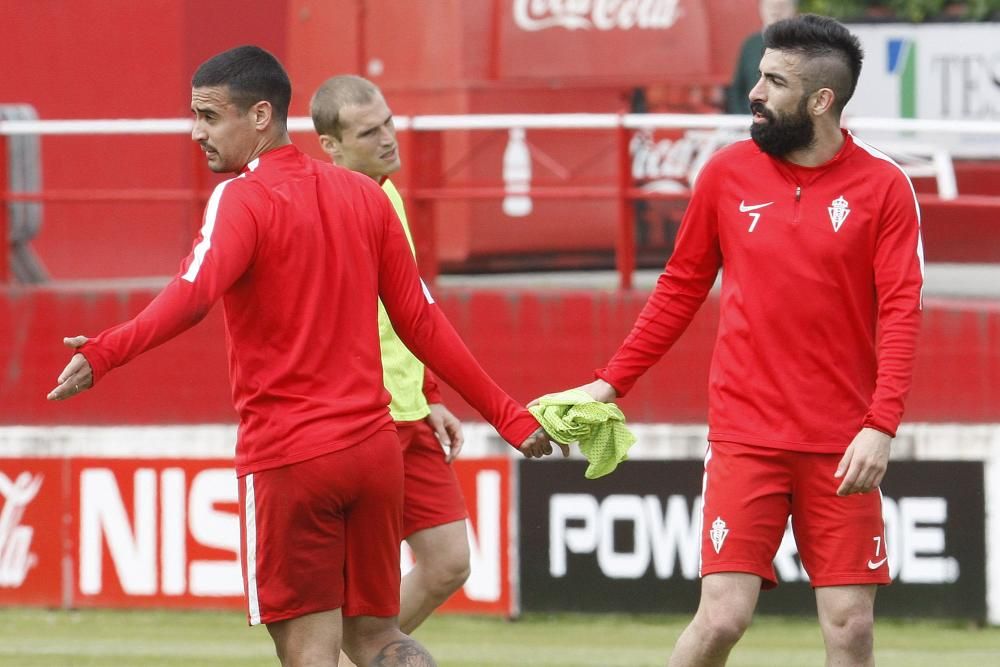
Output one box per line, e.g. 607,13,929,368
564,15,923,667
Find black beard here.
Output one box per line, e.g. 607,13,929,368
749,97,816,158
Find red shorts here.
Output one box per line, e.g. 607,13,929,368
700,440,890,589
398,420,467,537
238,429,403,625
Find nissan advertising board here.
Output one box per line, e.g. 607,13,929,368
0,455,516,616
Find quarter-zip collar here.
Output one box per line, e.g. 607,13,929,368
769,129,857,188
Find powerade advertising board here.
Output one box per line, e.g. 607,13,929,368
518,460,985,620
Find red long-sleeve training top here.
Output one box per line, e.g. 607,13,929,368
81,145,539,474
598,131,924,452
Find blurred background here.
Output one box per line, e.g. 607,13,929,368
0,0,998,641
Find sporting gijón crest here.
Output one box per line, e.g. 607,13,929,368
828,195,851,232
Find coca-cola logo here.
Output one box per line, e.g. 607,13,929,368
513,0,682,32
631,128,745,189
0,472,43,588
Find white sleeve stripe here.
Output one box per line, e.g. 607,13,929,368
181,172,247,283
850,133,922,225
420,278,435,304
850,133,926,305
181,179,231,283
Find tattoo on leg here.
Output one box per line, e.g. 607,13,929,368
371,638,437,666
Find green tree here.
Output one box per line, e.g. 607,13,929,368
799,0,1000,21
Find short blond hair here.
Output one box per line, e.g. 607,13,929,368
310,75,381,139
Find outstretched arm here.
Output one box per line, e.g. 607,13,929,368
596,159,723,396
49,179,259,394
372,194,545,453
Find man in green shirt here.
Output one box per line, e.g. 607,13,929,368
725,0,798,114
310,75,471,650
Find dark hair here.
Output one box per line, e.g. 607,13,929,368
763,14,864,114
310,75,381,139
192,46,291,128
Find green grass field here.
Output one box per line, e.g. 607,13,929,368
1,608,998,666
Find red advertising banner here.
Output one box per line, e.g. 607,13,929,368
0,454,515,616
68,458,243,610
430,457,515,616
0,459,66,606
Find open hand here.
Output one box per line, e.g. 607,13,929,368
46,336,93,401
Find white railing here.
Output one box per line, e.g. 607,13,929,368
3,113,1000,135
3,113,996,201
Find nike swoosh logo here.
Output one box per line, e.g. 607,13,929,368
739,200,774,212
867,557,888,569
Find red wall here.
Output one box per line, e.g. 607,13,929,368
2,1,762,280
919,196,1000,263
1,1,288,280
286,0,757,117
6,286,998,426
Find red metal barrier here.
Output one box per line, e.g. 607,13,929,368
0,135,8,283
615,123,635,290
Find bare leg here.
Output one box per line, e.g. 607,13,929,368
338,521,467,666
815,584,876,667
343,616,436,667
400,520,470,633
267,609,342,667
668,573,761,667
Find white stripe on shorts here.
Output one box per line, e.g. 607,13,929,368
878,487,891,570
698,443,713,578
244,473,261,625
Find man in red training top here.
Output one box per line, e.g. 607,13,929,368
560,15,923,666
47,46,551,667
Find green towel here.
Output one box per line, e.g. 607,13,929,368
528,388,636,479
